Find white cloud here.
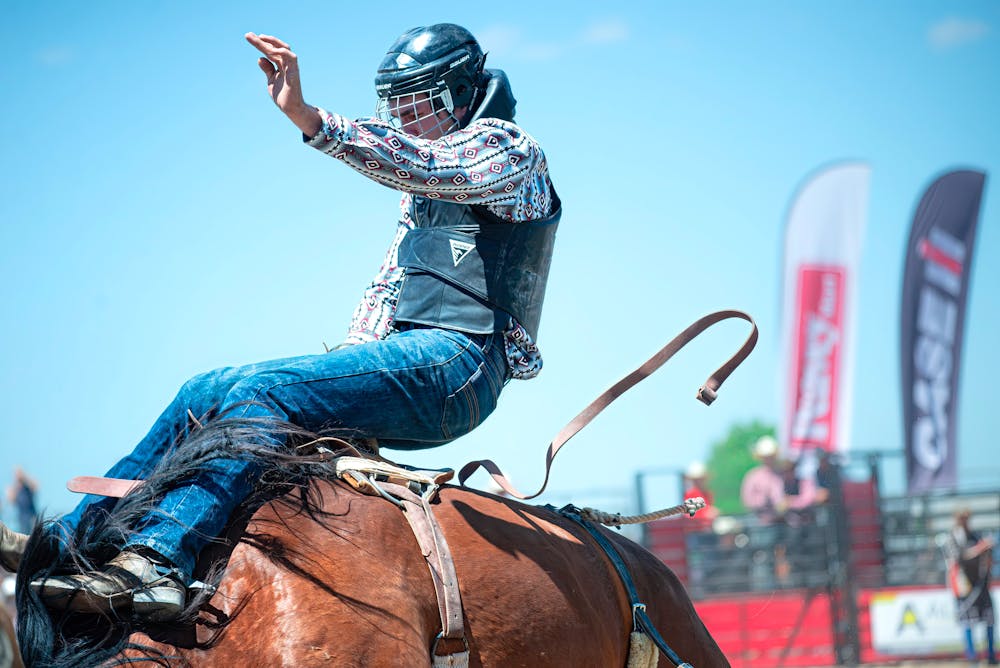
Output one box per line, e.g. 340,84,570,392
928,17,990,50
477,24,565,62
476,18,629,63
476,25,523,59
581,19,629,45
36,46,75,66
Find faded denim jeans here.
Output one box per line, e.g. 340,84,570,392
59,326,509,575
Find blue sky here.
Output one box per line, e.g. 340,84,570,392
1,1,998,519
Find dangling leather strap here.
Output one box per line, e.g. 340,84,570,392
458,309,758,500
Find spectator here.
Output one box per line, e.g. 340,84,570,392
739,436,786,523
812,449,838,506
6,467,37,534
779,458,818,526
682,461,718,524
739,436,786,588
944,508,996,665
740,436,817,588
780,456,826,587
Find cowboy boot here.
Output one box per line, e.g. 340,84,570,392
0,520,28,572
30,547,186,621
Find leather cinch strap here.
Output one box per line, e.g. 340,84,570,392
382,482,468,658
458,309,758,500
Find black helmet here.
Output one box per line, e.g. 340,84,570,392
374,24,487,135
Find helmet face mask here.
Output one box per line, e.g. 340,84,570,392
374,24,485,139
375,89,461,139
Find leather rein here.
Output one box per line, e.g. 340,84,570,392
459,309,759,500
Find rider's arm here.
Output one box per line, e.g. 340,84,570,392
305,110,547,210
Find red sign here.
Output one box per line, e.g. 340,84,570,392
787,266,845,453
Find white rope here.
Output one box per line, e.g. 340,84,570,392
578,497,706,528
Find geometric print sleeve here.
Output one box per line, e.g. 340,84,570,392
305,109,554,223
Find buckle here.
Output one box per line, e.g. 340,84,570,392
432,632,469,657
697,385,717,405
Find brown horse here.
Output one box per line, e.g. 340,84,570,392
117,479,727,666
14,410,731,668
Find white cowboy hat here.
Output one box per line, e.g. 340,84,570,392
751,436,779,459
685,461,707,479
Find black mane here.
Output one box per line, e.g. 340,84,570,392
15,409,349,667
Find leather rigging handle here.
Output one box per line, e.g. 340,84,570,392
458,309,758,500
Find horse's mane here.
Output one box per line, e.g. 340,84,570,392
16,406,348,668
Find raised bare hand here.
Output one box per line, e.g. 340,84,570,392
246,32,322,136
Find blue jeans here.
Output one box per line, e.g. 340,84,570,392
59,327,509,575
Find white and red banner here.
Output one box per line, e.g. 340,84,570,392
780,162,871,457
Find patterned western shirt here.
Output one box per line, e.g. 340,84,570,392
305,109,557,380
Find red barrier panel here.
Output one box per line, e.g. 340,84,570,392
695,591,835,667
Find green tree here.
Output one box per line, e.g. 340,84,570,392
705,420,776,515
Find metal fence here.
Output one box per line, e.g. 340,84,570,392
649,466,999,597
641,458,1000,665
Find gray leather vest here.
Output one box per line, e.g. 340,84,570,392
394,193,560,339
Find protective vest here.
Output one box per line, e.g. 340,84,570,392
394,193,560,340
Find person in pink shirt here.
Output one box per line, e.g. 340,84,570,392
740,436,818,587
740,436,817,523
740,436,786,523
